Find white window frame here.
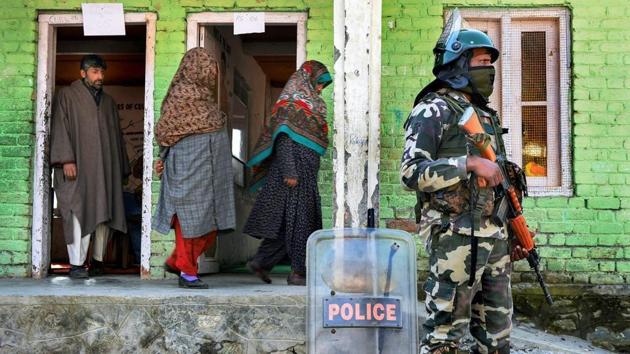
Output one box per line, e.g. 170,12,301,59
32,12,157,279
457,8,572,196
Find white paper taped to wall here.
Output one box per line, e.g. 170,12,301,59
82,3,126,36
234,12,265,35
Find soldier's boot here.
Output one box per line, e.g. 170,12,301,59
429,345,470,354
470,344,510,354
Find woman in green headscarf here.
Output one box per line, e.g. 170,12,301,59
244,60,332,286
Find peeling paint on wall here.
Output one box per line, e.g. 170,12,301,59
332,0,381,228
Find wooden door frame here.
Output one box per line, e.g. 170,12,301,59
186,12,307,68
31,12,157,279
186,11,307,273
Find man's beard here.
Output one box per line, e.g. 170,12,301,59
86,78,103,90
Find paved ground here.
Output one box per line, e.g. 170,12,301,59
0,274,612,353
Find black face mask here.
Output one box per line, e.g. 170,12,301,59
461,66,495,99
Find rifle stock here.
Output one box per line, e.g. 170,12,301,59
458,107,553,305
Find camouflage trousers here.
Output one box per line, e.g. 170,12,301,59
420,228,512,354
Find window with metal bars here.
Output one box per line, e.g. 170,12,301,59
454,8,572,196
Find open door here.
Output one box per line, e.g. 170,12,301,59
187,12,307,274
32,13,156,279
48,25,147,275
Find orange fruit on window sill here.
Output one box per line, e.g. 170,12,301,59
525,161,546,177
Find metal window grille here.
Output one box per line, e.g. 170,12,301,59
457,8,572,196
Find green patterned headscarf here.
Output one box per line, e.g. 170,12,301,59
248,60,332,190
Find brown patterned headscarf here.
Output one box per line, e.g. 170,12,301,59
155,47,225,147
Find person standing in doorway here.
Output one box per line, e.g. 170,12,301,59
50,54,129,279
244,60,332,286
153,48,235,289
400,10,530,354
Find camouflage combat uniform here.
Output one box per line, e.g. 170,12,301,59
400,88,512,354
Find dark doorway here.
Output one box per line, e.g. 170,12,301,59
199,24,298,274
49,25,146,276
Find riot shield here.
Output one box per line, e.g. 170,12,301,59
307,228,418,354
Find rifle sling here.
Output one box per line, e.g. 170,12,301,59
468,174,480,287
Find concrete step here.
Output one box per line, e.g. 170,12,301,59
0,274,612,353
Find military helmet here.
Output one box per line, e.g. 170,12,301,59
433,28,499,74
432,8,500,75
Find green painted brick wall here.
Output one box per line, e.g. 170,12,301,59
1,0,629,285
0,0,37,277
381,0,630,285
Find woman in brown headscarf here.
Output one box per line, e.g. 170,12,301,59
152,48,235,289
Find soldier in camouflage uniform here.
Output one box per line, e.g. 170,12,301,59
400,12,529,354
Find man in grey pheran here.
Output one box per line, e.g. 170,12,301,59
50,54,129,278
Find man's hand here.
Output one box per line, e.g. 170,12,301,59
511,244,529,262
284,177,298,187
63,163,77,180
466,155,503,187
511,230,536,262
155,160,164,178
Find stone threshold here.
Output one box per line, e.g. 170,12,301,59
0,274,613,353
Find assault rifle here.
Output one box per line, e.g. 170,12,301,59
458,107,553,306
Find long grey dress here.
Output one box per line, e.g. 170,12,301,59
152,129,235,238
244,134,322,274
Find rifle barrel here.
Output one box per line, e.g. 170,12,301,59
527,252,554,305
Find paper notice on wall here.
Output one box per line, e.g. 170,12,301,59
234,13,265,35
82,3,126,36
